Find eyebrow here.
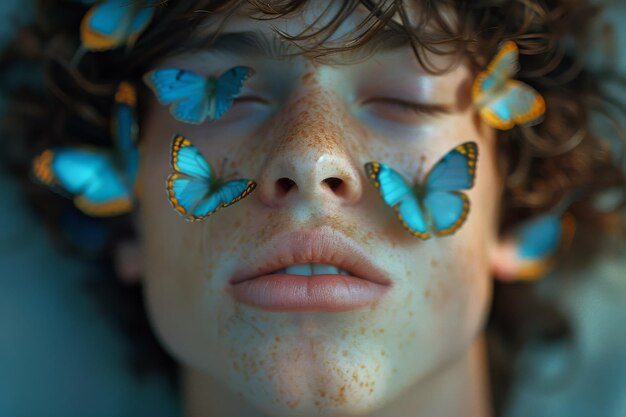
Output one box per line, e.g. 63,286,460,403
188,29,411,62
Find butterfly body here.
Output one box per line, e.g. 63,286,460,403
365,142,478,240
143,66,254,125
472,41,545,130
31,82,139,217
80,0,155,51
167,135,256,221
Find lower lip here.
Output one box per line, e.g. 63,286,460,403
228,274,392,312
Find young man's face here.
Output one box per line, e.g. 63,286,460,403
137,1,500,414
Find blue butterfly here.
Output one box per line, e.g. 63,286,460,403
80,0,156,51
31,82,139,217
365,142,478,239
472,41,545,130
143,66,255,125
167,135,256,221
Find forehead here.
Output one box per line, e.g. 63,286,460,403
187,0,459,68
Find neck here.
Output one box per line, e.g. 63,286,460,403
182,335,492,417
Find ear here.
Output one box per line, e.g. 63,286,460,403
114,238,143,284
491,213,576,282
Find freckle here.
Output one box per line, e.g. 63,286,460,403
360,364,365,369
380,350,385,356
409,331,416,338
342,350,349,357
392,368,398,373
409,311,414,316
359,327,366,335
319,390,326,397
431,259,438,268
275,336,281,342
378,328,384,333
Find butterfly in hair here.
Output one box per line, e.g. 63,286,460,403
31,82,140,217
80,0,156,51
365,142,478,240
472,41,545,130
143,66,255,125
166,135,256,221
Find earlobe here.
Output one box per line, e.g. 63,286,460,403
491,213,576,282
114,239,144,284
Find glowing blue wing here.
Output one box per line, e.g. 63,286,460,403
474,41,519,99
80,0,154,51
518,214,562,259
423,191,470,237
214,179,256,208
479,80,545,130
143,68,209,124
422,142,478,237
32,148,132,216
365,162,430,238
210,66,255,120
112,82,139,188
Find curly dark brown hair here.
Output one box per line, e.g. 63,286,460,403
2,0,625,415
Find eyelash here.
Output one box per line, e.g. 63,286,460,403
376,98,450,116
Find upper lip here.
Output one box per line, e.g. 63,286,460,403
228,227,393,286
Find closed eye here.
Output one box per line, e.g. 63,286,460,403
364,98,453,124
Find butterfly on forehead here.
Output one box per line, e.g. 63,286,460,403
31,82,140,217
143,66,255,125
472,41,545,130
166,135,257,221
365,142,478,240
80,0,156,51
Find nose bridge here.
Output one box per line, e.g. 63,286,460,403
275,85,348,157
257,79,363,207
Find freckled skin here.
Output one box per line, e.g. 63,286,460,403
137,2,501,416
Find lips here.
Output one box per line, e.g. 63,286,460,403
228,227,393,287
226,227,393,312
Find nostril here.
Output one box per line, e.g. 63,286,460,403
276,177,297,196
324,177,343,192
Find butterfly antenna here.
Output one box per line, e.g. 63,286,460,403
71,46,87,69
553,188,585,216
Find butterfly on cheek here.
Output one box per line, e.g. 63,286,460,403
472,41,546,130
364,142,478,240
166,135,257,222
80,0,156,52
143,66,255,125
31,82,140,217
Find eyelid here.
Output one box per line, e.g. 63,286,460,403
369,97,454,115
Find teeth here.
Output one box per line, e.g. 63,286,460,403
312,264,339,275
271,263,350,276
285,264,312,276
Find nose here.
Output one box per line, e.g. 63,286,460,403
256,88,363,208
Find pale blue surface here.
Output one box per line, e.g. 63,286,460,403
0,0,180,414
0,173,181,417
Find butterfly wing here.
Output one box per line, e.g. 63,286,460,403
167,135,256,221
472,41,519,107
422,142,478,236
479,80,545,130
208,66,255,120
126,3,154,46
365,162,430,239
80,0,153,51
112,82,140,189
32,148,133,216
143,68,209,124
